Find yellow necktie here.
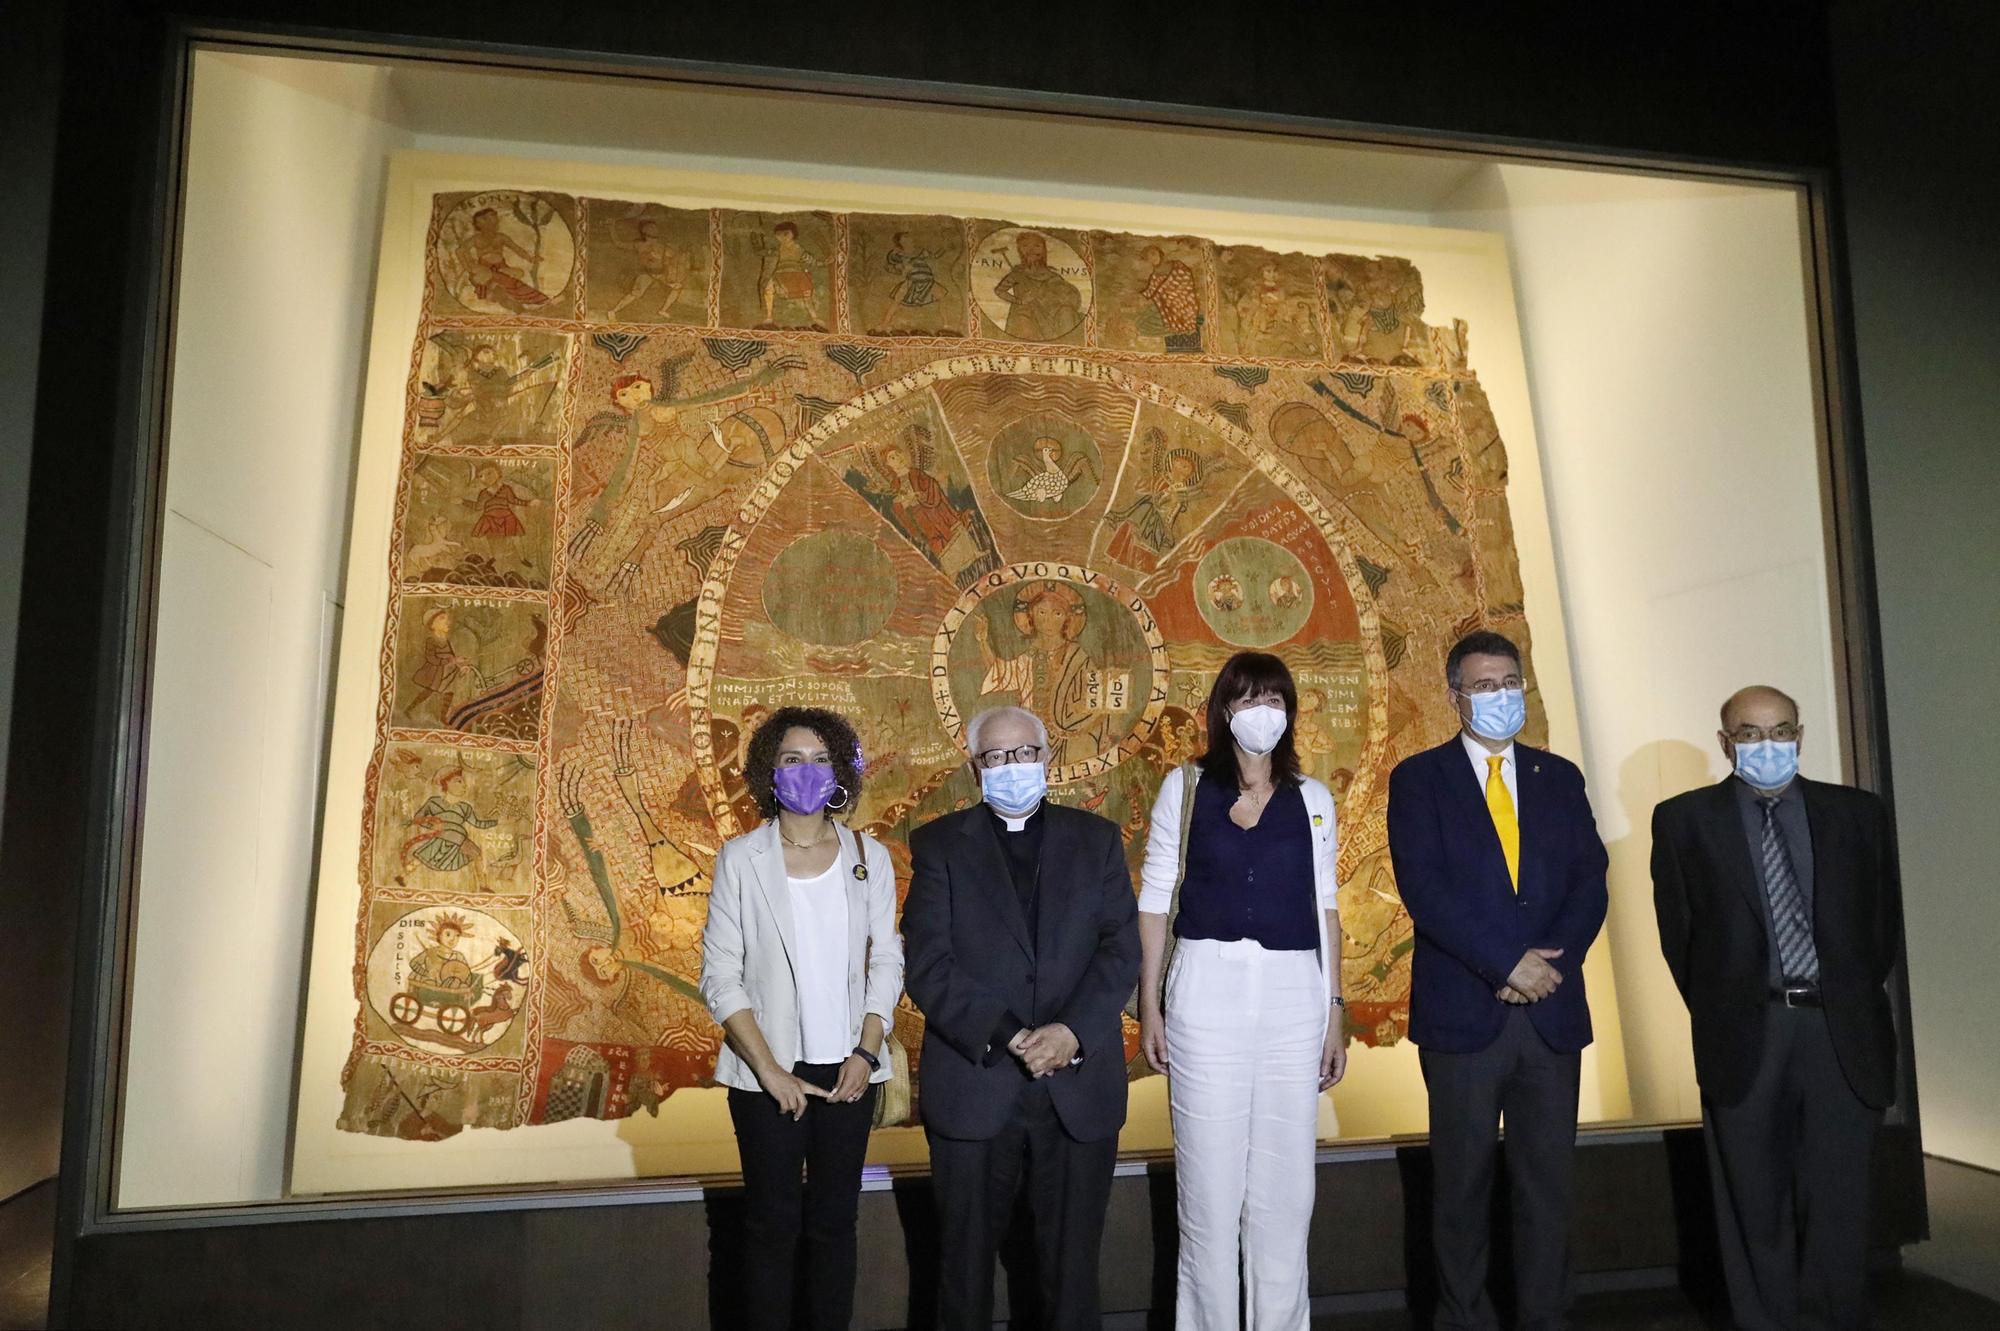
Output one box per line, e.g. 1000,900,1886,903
1486,754,1519,892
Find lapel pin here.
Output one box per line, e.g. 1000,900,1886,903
853,863,868,881
1533,764,1541,773
1312,813,1326,827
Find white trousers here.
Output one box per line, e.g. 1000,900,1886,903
1166,937,1325,1331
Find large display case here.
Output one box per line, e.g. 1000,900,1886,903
31,14,1918,1326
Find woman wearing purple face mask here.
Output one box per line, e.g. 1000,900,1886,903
698,706,903,1331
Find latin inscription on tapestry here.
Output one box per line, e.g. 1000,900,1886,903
332,190,1548,1141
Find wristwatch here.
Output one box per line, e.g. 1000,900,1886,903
851,1045,881,1072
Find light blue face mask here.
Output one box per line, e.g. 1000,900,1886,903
1733,739,1799,790
980,761,1048,817
1464,686,1526,742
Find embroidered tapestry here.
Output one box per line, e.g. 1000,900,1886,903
332,189,1549,1141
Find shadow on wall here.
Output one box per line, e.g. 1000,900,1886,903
1606,738,1714,1122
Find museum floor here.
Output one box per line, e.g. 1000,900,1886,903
1313,1273,2000,1330
2,1160,1995,1328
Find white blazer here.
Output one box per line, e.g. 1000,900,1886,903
699,820,903,1091
1137,766,1341,1011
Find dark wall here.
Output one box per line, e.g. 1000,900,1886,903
13,0,1975,1320
0,0,66,1203
182,1,1843,165
1829,0,2000,1169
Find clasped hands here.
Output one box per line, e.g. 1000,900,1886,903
1007,1023,1079,1078
1496,947,1565,1005
755,1054,875,1119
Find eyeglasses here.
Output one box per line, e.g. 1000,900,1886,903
1725,724,1801,744
974,744,1046,769
1456,676,1523,695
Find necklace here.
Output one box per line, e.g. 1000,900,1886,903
779,820,833,850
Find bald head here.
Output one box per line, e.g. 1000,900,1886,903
1719,685,1800,732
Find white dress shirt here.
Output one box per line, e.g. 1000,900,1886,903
1460,730,1518,807
786,859,852,1064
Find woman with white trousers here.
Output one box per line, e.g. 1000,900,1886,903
1137,650,1347,1330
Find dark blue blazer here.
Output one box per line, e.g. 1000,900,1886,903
1387,737,1608,1054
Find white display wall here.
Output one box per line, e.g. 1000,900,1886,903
118,48,1841,1207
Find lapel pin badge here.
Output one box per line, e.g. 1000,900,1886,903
1312,813,1326,827
853,863,868,881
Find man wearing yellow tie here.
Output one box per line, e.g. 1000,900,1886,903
1388,630,1609,1331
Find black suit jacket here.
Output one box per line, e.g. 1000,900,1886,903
1651,777,1902,1109
1388,738,1608,1054
903,801,1139,1142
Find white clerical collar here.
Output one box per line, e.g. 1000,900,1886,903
986,802,1041,831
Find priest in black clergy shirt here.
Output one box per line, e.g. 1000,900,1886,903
903,703,1140,1331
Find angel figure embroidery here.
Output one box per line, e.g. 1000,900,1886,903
849,425,993,583
610,717,709,899
1104,428,1208,571
557,764,708,1027
567,351,799,591
1004,436,1099,508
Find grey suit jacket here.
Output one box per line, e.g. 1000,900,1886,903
699,820,903,1092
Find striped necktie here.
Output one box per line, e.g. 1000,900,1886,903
1758,796,1819,982
1486,754,1519,892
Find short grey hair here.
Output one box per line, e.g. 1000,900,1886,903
964,705,1050,757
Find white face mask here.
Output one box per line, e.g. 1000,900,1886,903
1227,703,1289,757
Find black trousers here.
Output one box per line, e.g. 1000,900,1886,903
1703,1003,1880,1331
1419,1007,1582,1331
727,1061,878,1331
927,1080,1118,1331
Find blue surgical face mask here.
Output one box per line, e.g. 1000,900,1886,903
980,761,1048,818
1733,739,1799,791
1463,686,1526,743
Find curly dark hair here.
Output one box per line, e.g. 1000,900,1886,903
742,706,865,822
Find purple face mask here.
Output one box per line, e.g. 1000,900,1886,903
772,762,839,816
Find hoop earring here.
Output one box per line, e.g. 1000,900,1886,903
826,784,851,812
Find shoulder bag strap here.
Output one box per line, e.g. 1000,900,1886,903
1157,761,1201,1011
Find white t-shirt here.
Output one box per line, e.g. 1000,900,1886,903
787,859,852,1065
